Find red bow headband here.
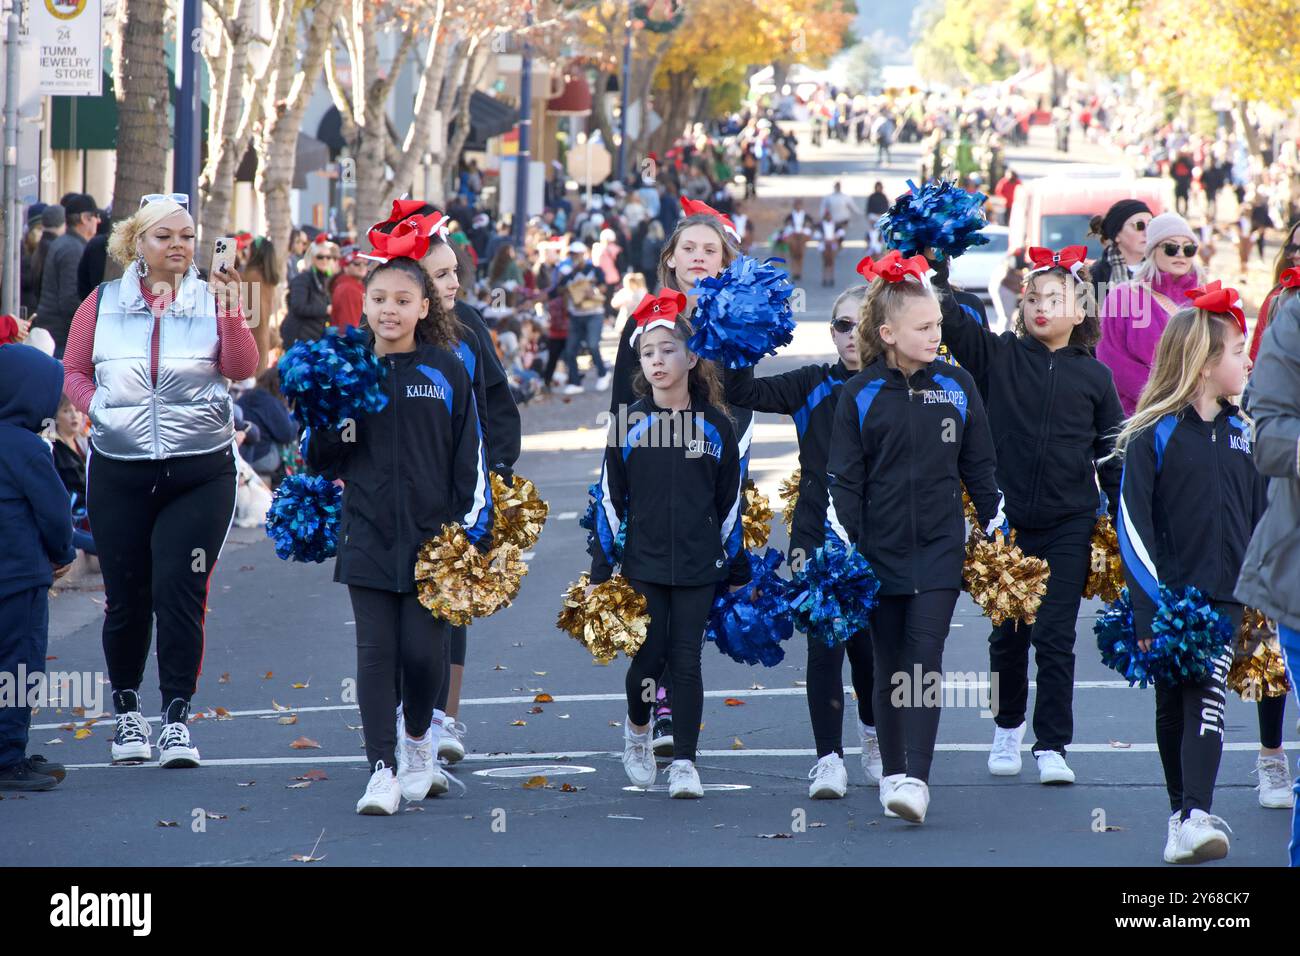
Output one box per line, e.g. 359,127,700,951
1027,245,1087,277
234,232,254,251
856,250,930,284
363,200,452,263
630,290,688,343
1279,266,1300,289
312,233,333,246
679,196,740,242
1186,280,1246,334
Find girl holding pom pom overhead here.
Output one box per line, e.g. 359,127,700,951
935,246,1124,786
724,280,882,799
826,253,1006,825
304,243,492,817
1110,282,1266,863
589,289,750,799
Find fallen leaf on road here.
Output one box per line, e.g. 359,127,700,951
156,820,178,828
533,671,547,676
59,723,75,732
214,706,232,719
557,714,570,719
528,706,544,714
757,833,793,839
608,720,621,727
291,677,311,689
237,781,255,787
278,715,298,725
493,664,507,671
271,700,290,712
263,671,273,680
46,655,58,661
809,822,826,828
522,776,547,789
189,712,206,722
731,737,745,750
286,781,312,789
749,683,765,690
73,729,92,740
289,737,321,749
289,854,325,863
45,738,63,745
724,698,745,706
510,720,527,726
559,783,584,792
219,673,230,684
297,769,328,781
534,693,554,703
203,811,228,821
1101,825,1126,832
511,642,524,648
1109,740,1132,749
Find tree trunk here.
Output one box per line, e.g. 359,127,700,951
106,0,171,280
588,66,616,158
389,4,452,205
1236,102,1265,163
441,37,491,200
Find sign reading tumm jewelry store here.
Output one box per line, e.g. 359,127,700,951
29,0,102,95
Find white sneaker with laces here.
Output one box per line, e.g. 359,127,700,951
111,711,153,764
1254,754,1295,808
1171,809,1231,863
1162,811,1183,863
879,772,905,818
157,721,200,768
622,720,656,787
595,372,613,392
562,383,585,396
808,753,848,799
1036,750,1075,785
668,759,703,798
858,722,883,786
356,761,401,815
988,722,1026,776
397,730,438,802
885,776,929,823
438,717,467,763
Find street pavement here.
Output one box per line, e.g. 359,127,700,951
10,130,1295,868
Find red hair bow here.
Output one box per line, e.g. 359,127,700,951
1186,280,1246,334
1279,266,1300,289
234,232,254,251
630,290,688,343
1027,245,1087,273
364,202,452,263
856,250,930,284
678,196,740,242
312,233,332,246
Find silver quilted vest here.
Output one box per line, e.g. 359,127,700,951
88,268,235,460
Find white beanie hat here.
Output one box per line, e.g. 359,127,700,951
1144,212,1196,252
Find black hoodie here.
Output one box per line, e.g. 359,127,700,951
938,288,1125,529
827,356,1005,596
0,344,76,598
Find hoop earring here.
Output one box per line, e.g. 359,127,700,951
135,255,148,279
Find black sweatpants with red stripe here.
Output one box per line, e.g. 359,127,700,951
88,444,236,711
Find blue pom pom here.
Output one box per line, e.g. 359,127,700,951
787,536,880,646
265,474,343,563
1095,585,1234,688
706,550,795,666
580,482,624,562
687,255,796,369
278,326,389,430
878,179,990,261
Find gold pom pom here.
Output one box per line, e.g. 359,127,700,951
1228,608,1292,700
1082,513,1124,603
742,479,773,550
555,573,649,664
490,472,549,552
962,528,1051,626
778,469,801,536
415,524,528,626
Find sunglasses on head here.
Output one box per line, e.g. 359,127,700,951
831,319,857,334
139,192,190,209
1161,242,1198,258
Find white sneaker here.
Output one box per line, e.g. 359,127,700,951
1254,754,1295,809
397,729,438,802
157,721,200,768
879,772,905,818
858,722,883,786
438,717,467,763
356,761,401,815
595,372,613,392
1036,750,1075,785
988,722,1026,776
562,383,585,396
1170,809,1232,864
111,711,153,764
668,759,703,798
1162,811,1183,863
885,775,929,823
808,753,848,799
622,720,656,787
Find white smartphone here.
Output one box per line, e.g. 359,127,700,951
211,237,237,278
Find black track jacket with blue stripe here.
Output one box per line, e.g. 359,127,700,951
826,356,1006,596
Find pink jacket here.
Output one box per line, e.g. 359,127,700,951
1096,271,1201,415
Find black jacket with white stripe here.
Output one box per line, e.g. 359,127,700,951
826,356,1005,596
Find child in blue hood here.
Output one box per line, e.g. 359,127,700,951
0,343,76,790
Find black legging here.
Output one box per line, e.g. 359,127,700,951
89,444,236,712
870,589,960,783
626,580,715,761
1155,602,1241,818
807,627,874,758
433,625,468,712
352,586,448,769
989,514,1093,754
1258,693,1287,750
542,336,568,384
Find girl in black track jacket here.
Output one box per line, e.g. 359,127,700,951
724,283,883,798
937,246,1125,786
826,254,1006,825
305,254,492,817
589,290,748,799
1110,286,1266,863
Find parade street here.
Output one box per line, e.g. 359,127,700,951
11,128,1293,868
